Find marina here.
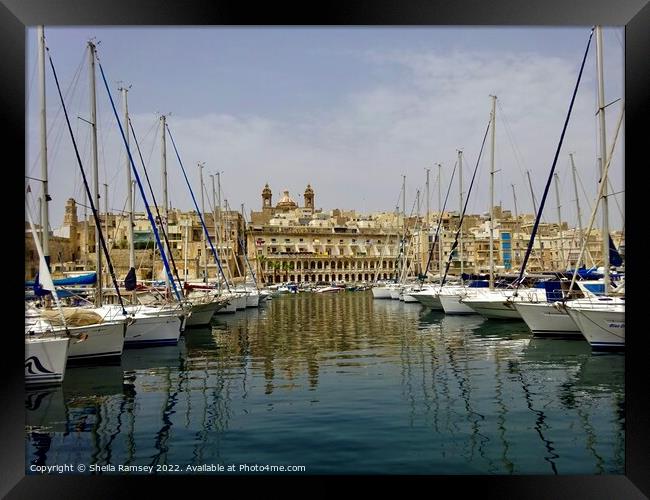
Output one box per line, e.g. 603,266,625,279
23,25,626,477
26,291,624,475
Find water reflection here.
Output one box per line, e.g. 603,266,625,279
25,291,625,474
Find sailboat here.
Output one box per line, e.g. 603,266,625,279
410,162,455,311
561,26,625,351
25,196,69,385
514,27,624,347
26,28,126,365
438,148,483,315
83,41,186,346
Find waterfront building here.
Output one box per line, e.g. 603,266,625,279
25,193,621,284
247,184,409,284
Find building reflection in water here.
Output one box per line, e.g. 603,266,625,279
25,292,625,474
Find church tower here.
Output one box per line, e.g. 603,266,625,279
304,184,314,212
262,183,272,210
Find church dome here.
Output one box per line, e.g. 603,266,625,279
276,190,297,209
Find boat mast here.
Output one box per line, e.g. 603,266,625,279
595,25,610,294
198,162,207,282
511,184,519,269
210,174,219,290
120,86,136,301
84,190,88,269
120,86,136,272
570,153,585,268
438,163,443,283
526,170,538,215
458,150,464,281
183,219,189,282
217,172,230,285
88,40,102,306
103,183,109,248
416,189,421,277
398,175,406,281
553,172,565,270
425,167,430,280
38,26,50,270
160,113,171,293
489,95,496,289
241,203,247,282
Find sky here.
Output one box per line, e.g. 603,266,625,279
25,27,625,233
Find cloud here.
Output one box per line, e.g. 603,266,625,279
30,42,624,234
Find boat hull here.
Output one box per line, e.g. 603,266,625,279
412,292,443,310
462,299,522,320
185,300,222,327
246,293,260,307
565,306,625,350
67,321,125,361
513,302,582,337
25,336,69,386
371,287,392,299
216,300,237,313
124,313,182,347
439,292,477,315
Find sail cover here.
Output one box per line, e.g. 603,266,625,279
609,235,623,267
124,267,137,291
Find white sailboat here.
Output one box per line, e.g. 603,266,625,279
27,29,126,367
25,180,69,384
561,26,625,351
87,42,185,346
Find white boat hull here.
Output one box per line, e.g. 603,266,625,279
67,321,126,361
412,292,443,310
246,293,260,307
216,300,237,313
371,287,392,299
439,292,477,315
565,305,625,350
513,301,582,337
125,313,182,347
25,336,69,386
185,300,223,326
390,289,401,300
461,299,522,320
233,295,247,310
402,294,420,303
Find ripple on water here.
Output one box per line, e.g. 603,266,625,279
25,291,625,474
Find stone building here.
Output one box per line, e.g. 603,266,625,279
247,184,410,284
25,192,622,284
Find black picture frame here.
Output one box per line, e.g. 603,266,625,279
4,0,648,496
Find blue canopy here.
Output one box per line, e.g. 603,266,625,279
25,272,96,287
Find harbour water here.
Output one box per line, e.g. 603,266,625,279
26,291,625,475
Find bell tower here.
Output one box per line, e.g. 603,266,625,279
304,184,314,211
262,183,272,209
